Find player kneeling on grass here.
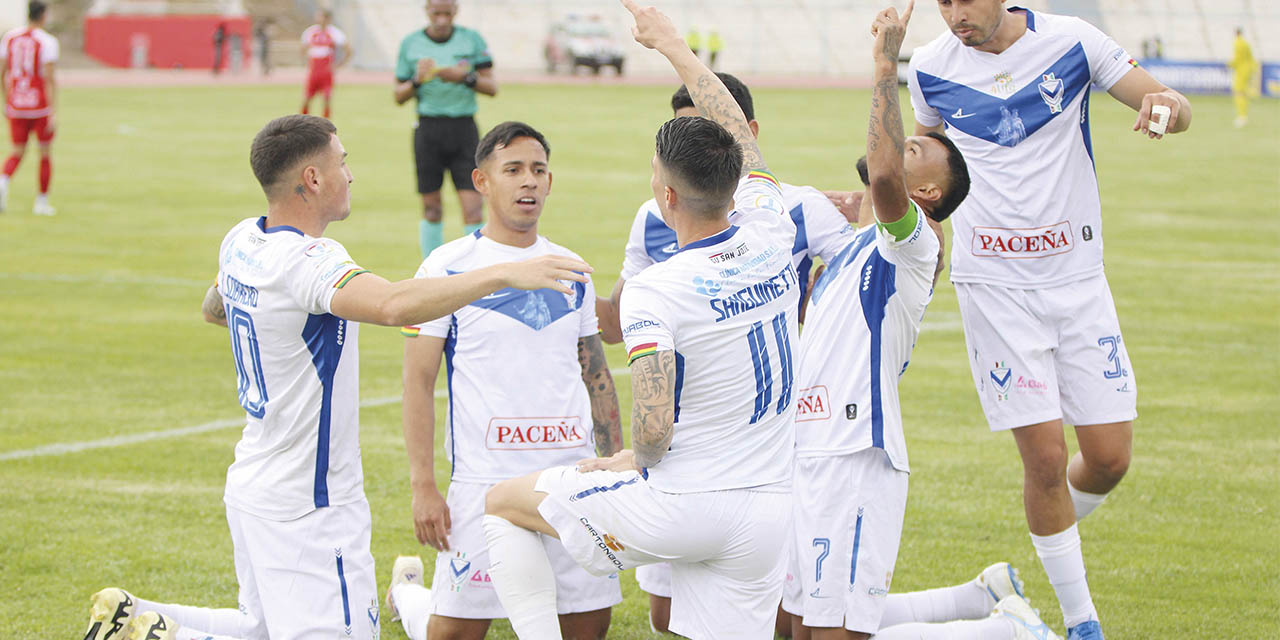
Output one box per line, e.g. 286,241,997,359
780,5,1058,640
82,114,591,640
385,121,624,640
480,2,804,638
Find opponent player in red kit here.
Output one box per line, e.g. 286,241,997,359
0,1,58,216
300,9,352,119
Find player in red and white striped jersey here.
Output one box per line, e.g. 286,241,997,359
0,1,58,215
300,9,352,119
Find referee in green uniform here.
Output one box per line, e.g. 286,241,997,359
394,0,497,258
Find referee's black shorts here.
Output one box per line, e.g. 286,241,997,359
413,115,480,194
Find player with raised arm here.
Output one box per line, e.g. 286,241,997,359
0,1,58,215
907,2,1191,639
300,9,352,119
82,114,590,640
594,72,854,348
478,2,801,638
385,121,623,640
783,4,1057,640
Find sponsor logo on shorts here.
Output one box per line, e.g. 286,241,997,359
846,404,858,420
1116,382,1133,393
795,386,831,422
990,362,1012,402
971,221,1073,259
486,417,586,451
867,571,894,597
1015,375,1048,394
578,517,627,571
1082,225,1094,241
469,569,493,588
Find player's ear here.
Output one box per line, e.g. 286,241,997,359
912,181,942,208
545,170,553,194
663,185,677,211
748,120,760,139
471,167,488,195
303,164,321,192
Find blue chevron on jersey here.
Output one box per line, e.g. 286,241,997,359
643,211,680,263
916,42,1091,147
450,269,587,331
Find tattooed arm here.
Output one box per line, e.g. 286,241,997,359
578,334,623,456
867,2,915,224
202,284,227,327
622,0,765,174
630,350,677,468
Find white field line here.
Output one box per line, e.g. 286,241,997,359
2,314,962,461
1,272,211,288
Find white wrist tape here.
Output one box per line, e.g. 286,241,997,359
1149,104,1171,135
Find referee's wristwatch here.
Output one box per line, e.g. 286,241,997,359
463,70,479,89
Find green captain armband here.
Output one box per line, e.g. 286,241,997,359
877,199,919,242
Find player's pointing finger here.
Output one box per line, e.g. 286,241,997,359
901,0,915,25
620,0,641,16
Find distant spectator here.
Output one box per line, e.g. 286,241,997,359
212,22,226,74
1229,27,1259,128
255,19,273,76
686,27,701,59
708,29,723,69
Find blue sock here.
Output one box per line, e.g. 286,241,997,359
463,222,484,238
420,220,443,258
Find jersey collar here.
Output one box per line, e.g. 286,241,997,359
1008,6,1036,31
677,225,739,253
257,216,304,236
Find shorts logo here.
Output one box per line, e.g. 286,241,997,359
447,553,471,592
486,417,586,451
868,570,894,597
602,534,626,552
845,404,858,420
693,276,723,296
1082,225,1093,241
990,363,1012,402
367,598,381,639
795,386,831,422
972,221,1073,259
1016,375,1048,394
1039,72,1065,113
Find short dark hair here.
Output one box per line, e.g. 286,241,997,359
475,121,551,166
924,132,970,222
655,116,742,217
249,114,337,195
29,1,46,22
671,72,755,121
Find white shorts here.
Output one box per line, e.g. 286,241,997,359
635,562,673,598
536,466,791,640
226,499,379,640
956,275,1138,431
788,450,908,632
429,481,620,619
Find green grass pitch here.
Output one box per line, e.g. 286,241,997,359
0,80,1276,638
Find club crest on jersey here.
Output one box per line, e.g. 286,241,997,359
990,362,1012,402
1038,73,1065,114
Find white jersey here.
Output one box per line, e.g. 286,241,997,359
216,217,369,521
793,202,940,472
619,183,854,311
301,24,346,61
621,172,800,494
908,8,1136,289
403,231,600,485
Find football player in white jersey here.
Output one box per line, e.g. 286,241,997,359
595,72,855,347
387,121,623,640
478,2,801,638
907,2,1191,639
82,115,591,640
783,5,1058,640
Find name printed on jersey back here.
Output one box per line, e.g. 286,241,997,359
690,243,800,324
221,273,259,308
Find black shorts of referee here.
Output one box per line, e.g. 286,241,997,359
413,115,480,194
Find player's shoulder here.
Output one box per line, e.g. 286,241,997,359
33,27,56,45
1029,10,1100,39
302,24,319,36
779,182,834,213
539,237,586,262
424,232,482,271
909,30,960,70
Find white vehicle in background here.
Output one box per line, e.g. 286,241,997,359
544,16,625,75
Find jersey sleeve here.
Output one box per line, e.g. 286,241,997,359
301,26,315,46
578,274,600,339
874,199,940,271
401,257,454,339
619,201,659,280
732,171,792,227
907,61,943,127
329,26,347,46
794,187,854,264
470,30,493,70
1072,17,1135,91
619,275,676,362
282,238,368,315
395,36,414,83
44,35,58,64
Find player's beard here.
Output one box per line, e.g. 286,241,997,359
856,156,870,187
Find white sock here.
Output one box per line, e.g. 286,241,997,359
880,578,992,626
132,596,250,638
482,514,562,639
1067,480,1109,520
874,617,1016,640
391,583,433,640
0,175,8,188
1030,523,1098,628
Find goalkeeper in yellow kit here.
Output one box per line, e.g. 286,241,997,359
1229,27,1259,128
